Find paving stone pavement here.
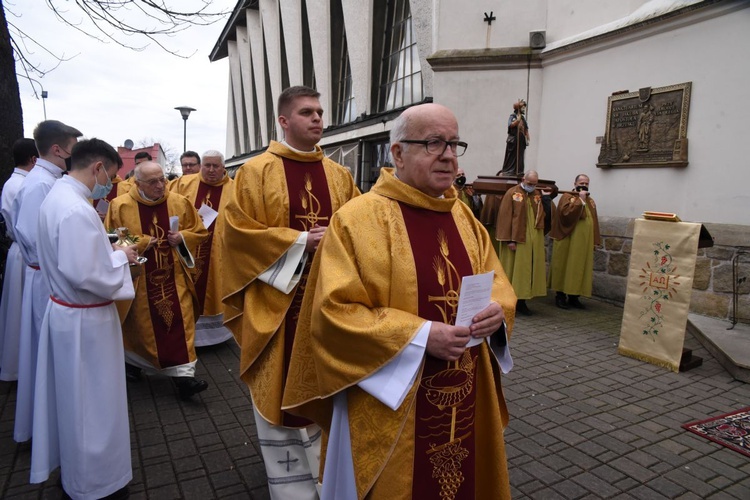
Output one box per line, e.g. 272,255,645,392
1,295,749,499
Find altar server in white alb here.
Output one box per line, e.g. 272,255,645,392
30,138,138,500
11,120,82,442
0,138,37,382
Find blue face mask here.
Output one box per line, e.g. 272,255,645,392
91,168,113,200
521,183,536,193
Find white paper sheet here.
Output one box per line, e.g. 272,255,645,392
169,215,179,232
456,271,494,347
95,198,109,216
197,203,218,229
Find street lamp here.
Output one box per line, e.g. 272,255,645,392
41,90,48,120
174,106,196,152
26,77,48,120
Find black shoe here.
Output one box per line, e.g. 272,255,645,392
125,363,142,383
568,296,585,309
516,300,532,316
175,377,209,400
555,294,570,310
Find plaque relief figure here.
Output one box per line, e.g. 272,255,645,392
637,104,655,151
500,99,530,176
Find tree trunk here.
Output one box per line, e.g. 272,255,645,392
0,0,24,187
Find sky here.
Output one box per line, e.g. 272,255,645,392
9,0,237,170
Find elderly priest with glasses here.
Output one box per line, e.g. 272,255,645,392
283,103,517,499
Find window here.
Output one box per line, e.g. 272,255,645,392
374,0,423,112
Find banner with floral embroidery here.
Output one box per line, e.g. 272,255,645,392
618,218,701,372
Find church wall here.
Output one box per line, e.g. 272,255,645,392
535,3,750,226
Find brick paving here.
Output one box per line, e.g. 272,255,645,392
1,295,749,499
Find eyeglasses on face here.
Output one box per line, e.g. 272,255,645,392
181,162,199,168
399,138,468,157
138,176,167,186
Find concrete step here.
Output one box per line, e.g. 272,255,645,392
687,313,750,383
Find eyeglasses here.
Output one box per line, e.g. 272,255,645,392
400,139,468,157
181,162,199,168
137,176,167,186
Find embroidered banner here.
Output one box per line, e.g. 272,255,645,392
618,218,701,372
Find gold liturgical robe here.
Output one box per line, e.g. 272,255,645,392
283,168,516,499
497,185,547,300
105,189,208,370
548,193,601,296
170,172,234,317
221,140,360,426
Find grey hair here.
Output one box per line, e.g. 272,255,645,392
389,112,411,145
202,150,224,164
134,161,165,181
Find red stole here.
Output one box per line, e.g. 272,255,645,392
138,200,189,367
282,158,332,427
400,202,478,500
191,181,225,313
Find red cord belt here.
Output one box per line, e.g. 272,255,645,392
50,295,114,309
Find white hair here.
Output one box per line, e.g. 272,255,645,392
202,150,224,164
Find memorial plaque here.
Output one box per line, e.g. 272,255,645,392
597,82,691,168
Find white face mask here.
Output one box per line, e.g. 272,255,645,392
521,183,535,193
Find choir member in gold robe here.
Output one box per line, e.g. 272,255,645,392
283,103,516,500
548,174,601,309
170,150,234,346
105,161,209,400
222,86,360,499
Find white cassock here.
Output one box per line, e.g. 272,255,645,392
30,175,135,499
0,167,30,381
11,159,62,442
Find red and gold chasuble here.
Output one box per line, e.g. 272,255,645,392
138,202,190,367
282,158,332,427
191,181,225,313
400,202,479,500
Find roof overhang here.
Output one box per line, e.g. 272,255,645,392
209,0,258,62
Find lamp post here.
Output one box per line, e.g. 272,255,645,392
174,106,196,152
41,90,48,120
26,77,48,120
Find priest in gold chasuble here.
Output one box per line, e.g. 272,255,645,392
170,150,234,346
105,162,209,400
221,86,360,498
283,104,516,499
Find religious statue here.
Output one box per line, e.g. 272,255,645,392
500,99,530,176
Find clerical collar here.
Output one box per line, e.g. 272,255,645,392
281,140,316,154
138,189,161,203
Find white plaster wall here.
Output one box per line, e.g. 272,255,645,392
432,68,543,183
535,6,750,225
436,0,546,50
545,0,649,43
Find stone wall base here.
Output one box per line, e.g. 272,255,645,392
589,216,750,325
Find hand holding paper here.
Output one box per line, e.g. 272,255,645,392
455,271,495,347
